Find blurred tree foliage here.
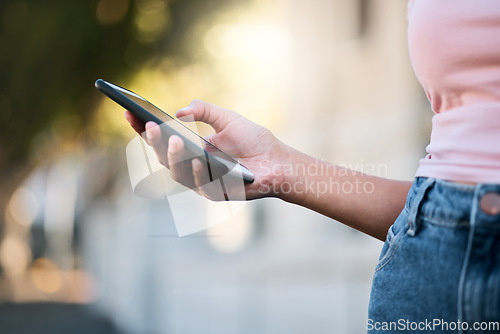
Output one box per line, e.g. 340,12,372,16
0,0,240,170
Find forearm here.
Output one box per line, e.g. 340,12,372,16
276,146,412,241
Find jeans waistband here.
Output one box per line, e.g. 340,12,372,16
406,177,500,234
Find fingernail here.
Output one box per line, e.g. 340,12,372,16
146,130,153,142
192,159,202,172
169,136,180,152
145,122,156,130
175,106,190,117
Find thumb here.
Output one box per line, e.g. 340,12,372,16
175,99,239,133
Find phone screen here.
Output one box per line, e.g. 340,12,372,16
111,82,238,159
96,79,254,183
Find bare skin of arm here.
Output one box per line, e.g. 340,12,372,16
279,148,411,240
125,100,412,241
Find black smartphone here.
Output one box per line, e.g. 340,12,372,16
95,79,254,184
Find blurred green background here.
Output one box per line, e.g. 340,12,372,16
0,0,243,181
0,0,428,333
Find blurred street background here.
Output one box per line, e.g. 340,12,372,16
0,0,429,333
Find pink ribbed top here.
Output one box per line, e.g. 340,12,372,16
408,0,500,183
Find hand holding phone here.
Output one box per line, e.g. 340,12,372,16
96,79,289,200
125,100,265,200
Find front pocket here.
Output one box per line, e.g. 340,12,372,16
375,209,409,272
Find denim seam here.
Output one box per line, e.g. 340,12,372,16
457,186,480,332
374,232,407,273
419,217,472,228
374,207,411,272
407,178,435,236
419,216,500,229
434,179,477,192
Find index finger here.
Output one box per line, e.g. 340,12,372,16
124,110,145,135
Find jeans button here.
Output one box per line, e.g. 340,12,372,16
479,192,500,215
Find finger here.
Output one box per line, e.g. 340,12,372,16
145,122,168,165
144,120,159,144
192,158,211,191
192,159,231,201
168,135,196,188
124,110,145,135
175,99,239,133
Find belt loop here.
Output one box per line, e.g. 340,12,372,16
407,178,435,237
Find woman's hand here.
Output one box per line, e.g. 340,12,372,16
124,99,291,200
125,99,413,239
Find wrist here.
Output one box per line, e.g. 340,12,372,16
269,146,324,204
268,143,300,202
248,139,292,200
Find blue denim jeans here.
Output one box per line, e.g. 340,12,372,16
368,177,500,334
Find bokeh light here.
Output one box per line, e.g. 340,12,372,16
205,23,291,61
7,187,38,227
134,0,170,43
29,258,63,294
96,0,130,25
0,235,32,277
